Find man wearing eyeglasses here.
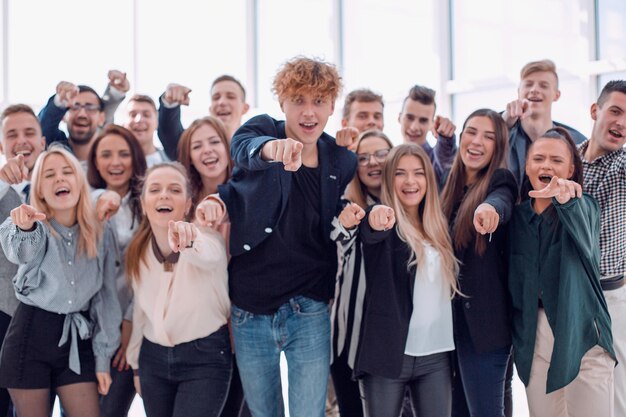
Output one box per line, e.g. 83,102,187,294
38,70,129,164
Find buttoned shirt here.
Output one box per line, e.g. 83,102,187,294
508,196,614,392
0,218,121,374
578,140,626,278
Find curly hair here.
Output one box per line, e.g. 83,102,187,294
272,56,342,102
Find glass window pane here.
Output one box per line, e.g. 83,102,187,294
8,0,133,108
452,0,591,82
342,0,439,142
134,0,248,126
597,0,626,61
256,0,336,121
452,80,590,138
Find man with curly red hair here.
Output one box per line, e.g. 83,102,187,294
197,56,356,417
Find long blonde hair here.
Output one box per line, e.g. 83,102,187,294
30,145,101,258
381,144,459,295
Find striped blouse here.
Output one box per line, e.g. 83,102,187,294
0,218,121,374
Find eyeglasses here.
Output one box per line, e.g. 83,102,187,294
68,103,101,114
357,149,390,166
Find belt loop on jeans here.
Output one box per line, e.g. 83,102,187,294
600,274,624,291
289,297,299,313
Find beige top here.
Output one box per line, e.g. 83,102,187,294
126,227,230,369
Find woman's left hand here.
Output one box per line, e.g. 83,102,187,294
96,371,112,395
168,220,198,253
473,203,499,235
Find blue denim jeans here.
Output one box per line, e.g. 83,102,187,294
231,296,330,417
452,314,511,417
138,325,232,417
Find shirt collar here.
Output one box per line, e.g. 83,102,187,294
578,139,625,166
151,236,180,265
519,199,557,225
49,219,79,239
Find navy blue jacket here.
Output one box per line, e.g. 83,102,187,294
157,95,183,160
219,114,357,257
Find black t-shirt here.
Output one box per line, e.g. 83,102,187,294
229,165,337,314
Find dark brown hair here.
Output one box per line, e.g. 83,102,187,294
526,126,583,187
402,85,436,113
88,124,147,226
441,109,509,256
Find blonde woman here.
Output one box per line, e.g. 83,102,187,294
350,144,459,417
0,146,121,417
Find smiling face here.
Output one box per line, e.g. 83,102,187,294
281,93,335,146
590,91,626,157
343,100,384,132
1,111,46,171
517,71,560,118
459,116,496,182
189,123,229,184
357,136,391,194
94,134,133,196
394,155,427,213
210,80,249,136
39,153,80,216
398,99,435,145
125,100,158,150
525,138,574,192
142,166,191,229
65,91,104,145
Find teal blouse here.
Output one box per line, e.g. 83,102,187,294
508,194,615,393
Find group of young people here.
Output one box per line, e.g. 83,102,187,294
0,56,623,417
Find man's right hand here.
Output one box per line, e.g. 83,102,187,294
503,99,530,128
56,81,79,107
0,154,29,184
164,83,192,106
261,138,304,172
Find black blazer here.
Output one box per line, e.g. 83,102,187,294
219,114,357,257
451,168,517,353
354,215,416,379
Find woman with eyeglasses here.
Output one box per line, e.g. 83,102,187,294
330,130,393,417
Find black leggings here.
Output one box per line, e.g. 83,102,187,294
359,352,451,417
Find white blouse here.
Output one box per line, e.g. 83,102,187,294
404,243,454,357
